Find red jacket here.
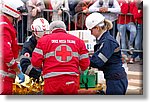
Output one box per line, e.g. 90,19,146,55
132,1,143,24
0,15,19,75
31,29,90,76
117,0,135,24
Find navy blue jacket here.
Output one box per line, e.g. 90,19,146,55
68,0,80,16
90,31,126,80
20,35,41,79
20,35,37,56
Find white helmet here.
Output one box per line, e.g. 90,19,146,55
31,18,50,38
0,0,24,18
85,12,105,29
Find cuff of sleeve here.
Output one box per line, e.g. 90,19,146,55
11,62,18,69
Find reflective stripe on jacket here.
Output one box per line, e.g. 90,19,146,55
90,31,126,79
0,70,16,79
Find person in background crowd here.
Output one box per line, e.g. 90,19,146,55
19,18,50,81
0,0,25,94
31,20,90,94
129,0,143,64
68,0,80,18
89,0,120,37
47,0,69,21
67,0,80,30
117,0,137,59
26,0,45,36
85,12,128,95
44,0,70,30
75,0,96,30
17,0,28,44
43,0,52,22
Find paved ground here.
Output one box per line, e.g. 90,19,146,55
126,60,143,95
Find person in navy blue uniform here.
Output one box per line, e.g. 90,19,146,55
19,34,40,79
19,18,50,80
85,12,128,95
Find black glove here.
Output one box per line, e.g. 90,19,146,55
29,68,41,80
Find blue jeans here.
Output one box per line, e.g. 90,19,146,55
131,24,143,59
117,22,136,55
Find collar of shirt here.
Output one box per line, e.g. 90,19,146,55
51,28,67,34
97,30,107,41
0,14,16,32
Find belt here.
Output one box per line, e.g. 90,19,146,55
0,70,16,79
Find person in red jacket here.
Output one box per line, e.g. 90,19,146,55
0,0,25,94
31,20,90,95
129,0,143,64
117,0,137,57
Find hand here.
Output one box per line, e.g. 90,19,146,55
58,9,62,15
83,8,89,13
29,67,41,80
32,8,37,17
17,72,25,84
103,7,108,12
88,68,97,75
32,76,44,84
99,7,108,12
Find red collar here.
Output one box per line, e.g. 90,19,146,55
0,14,16,33
51,28,67,34
0,14,12,25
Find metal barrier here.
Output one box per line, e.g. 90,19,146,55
16,11,143,53
16,13,28,45
121,49,143,53
74,12,143,53
16,9,71,45
74,12,87,30
74,12,133,33
43,9,71,31
74,12,118,36
62,10,71,31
